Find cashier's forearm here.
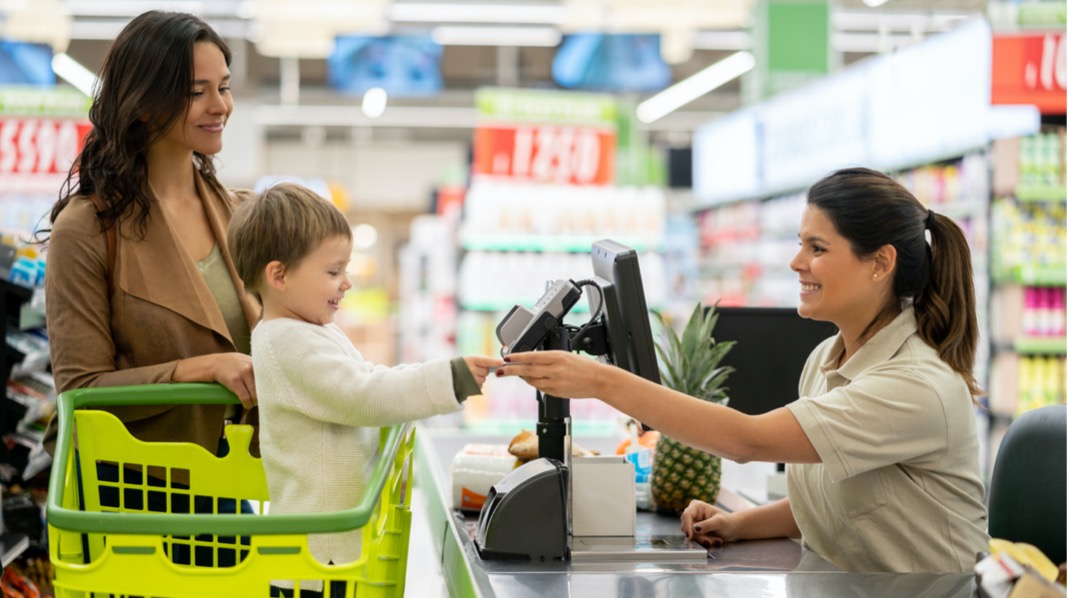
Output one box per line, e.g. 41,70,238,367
737,498,802,540
595,367,820,465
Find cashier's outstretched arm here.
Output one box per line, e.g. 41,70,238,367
499,350,820,465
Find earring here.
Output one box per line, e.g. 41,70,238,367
872,273,878,280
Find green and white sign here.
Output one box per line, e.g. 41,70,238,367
0,86,91,118
475,87,617,126
745,0,834,103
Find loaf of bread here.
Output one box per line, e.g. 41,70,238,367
508,430,538,461
507,429,598,462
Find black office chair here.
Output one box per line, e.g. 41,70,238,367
987,403,1067,565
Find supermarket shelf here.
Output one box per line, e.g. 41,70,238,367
931,201,987,219
1015,184,1067,202
461,234,661,253
0,532,29,567
1013,336,1067,355
993,265,1068,286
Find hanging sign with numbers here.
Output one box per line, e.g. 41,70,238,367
992,32,1066,114
0,117,92,175
472,88,617,185
0,87,92,191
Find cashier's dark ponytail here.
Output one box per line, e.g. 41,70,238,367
807,168,981,398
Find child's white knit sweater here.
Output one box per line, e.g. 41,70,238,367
252,318,462,567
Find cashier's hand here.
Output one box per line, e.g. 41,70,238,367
463,356,501,387
680,500,740,548
496,350,609,399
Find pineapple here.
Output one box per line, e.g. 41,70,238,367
650,304,735,514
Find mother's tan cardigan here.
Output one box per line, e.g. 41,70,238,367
45,169,259,456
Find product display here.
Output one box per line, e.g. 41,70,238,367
987,130,1067,467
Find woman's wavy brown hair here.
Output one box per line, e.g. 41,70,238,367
41,11,231,240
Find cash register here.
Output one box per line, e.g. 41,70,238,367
474,240,664,561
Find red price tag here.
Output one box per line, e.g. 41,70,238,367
992,32,1066,114
473,125,615,185
0,118,92,175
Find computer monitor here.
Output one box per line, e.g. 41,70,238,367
552,33,671,93
712,307,838,416
327,34,443,97
587,239,661,386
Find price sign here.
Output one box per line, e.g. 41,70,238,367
473,125,615,185
992,32,1067,114
0,118,92,175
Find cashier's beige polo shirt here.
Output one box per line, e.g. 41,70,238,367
785,307,989,573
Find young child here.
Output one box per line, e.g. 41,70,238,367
227,183,498,590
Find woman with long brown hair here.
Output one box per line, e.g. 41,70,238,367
42,10,257,460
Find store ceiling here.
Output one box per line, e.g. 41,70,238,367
53,0,989,142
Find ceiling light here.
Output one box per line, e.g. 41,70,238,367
51,53,98,96
3,0,72,53
831,32,918,53
63,1,207,17
863,0,890,7
832,10,971,32
636,51,755,124
390,3,564,25
352,224,378,249
251,0,389,58
431,26,561,47
692,30,752,51
362,88,388,119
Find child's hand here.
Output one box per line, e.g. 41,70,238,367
464,356,502,387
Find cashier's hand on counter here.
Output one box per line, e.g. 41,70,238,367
680,500,740,549
496,350,611,399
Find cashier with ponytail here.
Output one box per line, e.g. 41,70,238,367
500,167,989,573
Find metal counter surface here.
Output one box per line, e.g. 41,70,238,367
414,427,978,598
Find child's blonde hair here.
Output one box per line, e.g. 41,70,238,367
228,182,351,302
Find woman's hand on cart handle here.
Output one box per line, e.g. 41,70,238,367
174,353,257,408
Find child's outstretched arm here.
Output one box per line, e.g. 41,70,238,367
258,322,500,427
450,355,501,404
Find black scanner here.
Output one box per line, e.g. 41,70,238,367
475,458,569,561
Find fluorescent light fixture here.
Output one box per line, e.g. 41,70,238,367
833,10,971,32
692,30,752,51
863,0,890,7
64,0,208,17
389,3,564,24
70,20,127,40
362,87,388,119
636,51,754,124
432,25,561,47
831,32,918,53
51,52,98,96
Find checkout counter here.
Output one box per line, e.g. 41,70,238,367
414,428,979,598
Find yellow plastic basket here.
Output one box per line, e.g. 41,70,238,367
46,383,415,598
